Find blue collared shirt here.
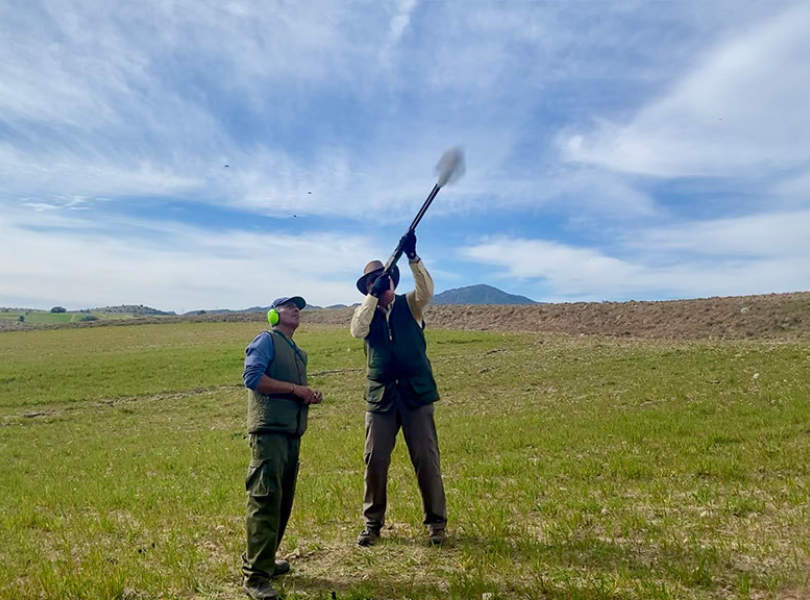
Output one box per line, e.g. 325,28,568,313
242,331,275,390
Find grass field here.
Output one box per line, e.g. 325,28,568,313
0,310,141,325
0,310,73,324
1,322,809,599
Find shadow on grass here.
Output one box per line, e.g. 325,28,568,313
278,534,679,600
402,530,774,598
284,572,660,600
283,573,565,600
282,575,364,599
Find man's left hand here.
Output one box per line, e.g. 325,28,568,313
401,230,417,260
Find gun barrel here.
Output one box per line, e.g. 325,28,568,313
382,183,441,276
408,183,441,232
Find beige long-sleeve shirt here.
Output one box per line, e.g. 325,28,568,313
350,257,434,339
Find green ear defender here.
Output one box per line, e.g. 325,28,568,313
267,309,279,326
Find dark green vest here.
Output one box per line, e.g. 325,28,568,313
364,294,439,412
247,330,308,435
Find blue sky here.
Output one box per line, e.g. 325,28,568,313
2,1,809,313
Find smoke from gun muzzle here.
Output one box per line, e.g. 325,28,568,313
435,147,465,187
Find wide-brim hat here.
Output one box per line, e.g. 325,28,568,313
356,260,400,295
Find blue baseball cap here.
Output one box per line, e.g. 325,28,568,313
271,296,306,309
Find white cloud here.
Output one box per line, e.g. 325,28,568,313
3,1,807,311
461,209,810,300
0,1,707,222
0,2,388,203
0,0,523,222
0,211,377,312
629,210,810,258
383,0,417,58
561,4,810,177
461,238,640,295
0,145,201,201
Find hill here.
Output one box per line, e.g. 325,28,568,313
0,305,172,328
186,303,324,316
433,284,537,305
93,304,175,316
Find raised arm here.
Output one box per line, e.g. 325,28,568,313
405,257,433,324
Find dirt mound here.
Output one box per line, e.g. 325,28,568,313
302,291,810,340
4,291,807,340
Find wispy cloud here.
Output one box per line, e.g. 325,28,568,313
1,1,808,310
560,4,810,178
628,210,810,258
1,207,377,312
461,209,810,301
378,0,418,65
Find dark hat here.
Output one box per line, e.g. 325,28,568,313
271,296,306,309
356,260,400,295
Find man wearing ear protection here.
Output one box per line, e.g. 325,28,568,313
350,231,447,547
241,296,323,600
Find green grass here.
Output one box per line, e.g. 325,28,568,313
1,323,809,599
0,310,143,324
0,310,30,320
1,310,72,323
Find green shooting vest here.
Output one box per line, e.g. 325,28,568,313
364,294,439,412
247,329,308,436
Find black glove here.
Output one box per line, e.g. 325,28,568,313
401,230,417,260
369,273,391,298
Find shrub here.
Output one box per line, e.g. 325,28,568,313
50,306,67,313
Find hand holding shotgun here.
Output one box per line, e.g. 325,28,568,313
368,231,416,298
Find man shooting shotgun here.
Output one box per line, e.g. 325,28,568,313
349,148,464,547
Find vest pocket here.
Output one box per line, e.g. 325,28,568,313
365,379,389,405
404,374,438,405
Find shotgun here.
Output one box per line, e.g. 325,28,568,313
382,147,465,276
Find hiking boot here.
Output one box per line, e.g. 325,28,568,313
428,529,446,546
242,577,278,599
357,527,381,546
272,559,290,578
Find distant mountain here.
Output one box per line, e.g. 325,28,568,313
179,288,535,315
183,303,323,316
183,309,232,315
433,284,538,305
241,304,322,311
93,304,175,315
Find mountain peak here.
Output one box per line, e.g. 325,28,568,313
433,284,537,305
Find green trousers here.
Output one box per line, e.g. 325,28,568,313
241,432,300,582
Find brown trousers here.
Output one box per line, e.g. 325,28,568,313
363,403,447,532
